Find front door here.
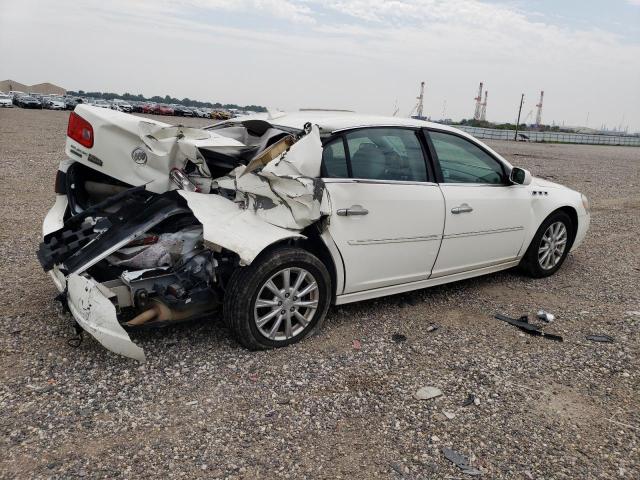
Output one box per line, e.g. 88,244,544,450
322,128,445,294
426,130,530,277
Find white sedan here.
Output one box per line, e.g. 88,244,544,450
38,106,589,361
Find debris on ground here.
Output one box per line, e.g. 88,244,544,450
391,333,407,343
442,447,482,476
461,394,476,407
443,411,456,419
352,339,362,350
26,384,54,393
415,386,442,400
537,310,555,323
495,313,563,341
585,334,614,343
426,324,440,332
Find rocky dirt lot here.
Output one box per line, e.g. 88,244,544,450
0,108,638,479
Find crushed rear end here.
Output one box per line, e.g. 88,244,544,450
38,105,326,361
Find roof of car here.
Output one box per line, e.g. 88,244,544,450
232,110,463,135
226,110,512,168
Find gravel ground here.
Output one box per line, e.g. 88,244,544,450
0,108,638,479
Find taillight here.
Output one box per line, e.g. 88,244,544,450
67,112,94,148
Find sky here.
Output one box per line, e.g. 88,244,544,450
1,0,639,131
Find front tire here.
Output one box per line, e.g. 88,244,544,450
223,247,331,350
520,211,573,278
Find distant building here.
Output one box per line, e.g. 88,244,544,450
0,79,66,95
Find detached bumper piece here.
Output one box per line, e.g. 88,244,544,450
495,313,563,342
67,274,145,362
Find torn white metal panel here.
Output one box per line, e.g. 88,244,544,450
214,125,327,230
43,194,68,237
262,124,322,178
178,191,304,265
67,274,145,362
65,105,244,193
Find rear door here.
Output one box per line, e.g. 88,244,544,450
425,129,531,277
322,128,445,294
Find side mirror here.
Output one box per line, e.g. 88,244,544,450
509,167,532,186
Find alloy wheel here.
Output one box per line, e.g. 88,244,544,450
253,267,319,341
538,221,568,270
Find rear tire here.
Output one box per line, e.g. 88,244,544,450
519,211,573,278
223,247,331,350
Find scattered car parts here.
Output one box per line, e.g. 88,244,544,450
585,334,614,343
442,447,482,476
495,313,563,341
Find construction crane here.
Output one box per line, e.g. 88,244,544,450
473,82,483,120
410,81,426,120
480,91,488,121
535,90,544,126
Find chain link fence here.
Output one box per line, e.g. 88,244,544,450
455,126,640,147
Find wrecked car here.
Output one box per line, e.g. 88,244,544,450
38,105,590,361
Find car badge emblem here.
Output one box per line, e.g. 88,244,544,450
131,147,147,165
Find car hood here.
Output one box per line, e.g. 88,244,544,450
532,177,567,190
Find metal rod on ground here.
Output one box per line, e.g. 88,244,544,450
514,93,524,141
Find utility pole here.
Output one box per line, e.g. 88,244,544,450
473,82,483,121
514,94,525,141
480,91,488,121
415,81,425,118
535,90,544,127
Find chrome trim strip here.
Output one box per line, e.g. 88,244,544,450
322,178,438,186
442,226,524,239
444,226,524,239
348,235,441,246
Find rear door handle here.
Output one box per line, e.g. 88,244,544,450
337,205,369,216
451,203,473,214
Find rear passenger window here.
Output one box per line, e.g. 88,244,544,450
322,139,349,178
345,128,427,182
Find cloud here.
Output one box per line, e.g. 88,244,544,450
1,0,638,130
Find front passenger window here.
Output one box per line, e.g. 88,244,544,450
429,131,505,184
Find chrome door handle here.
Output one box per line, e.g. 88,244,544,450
337,205,369,216
451,203,473,214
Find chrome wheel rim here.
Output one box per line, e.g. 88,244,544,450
254,267,319,341
538,221,568,270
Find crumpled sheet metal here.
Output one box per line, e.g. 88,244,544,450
178,191,304,265
67,274,145,362
215,125,327,230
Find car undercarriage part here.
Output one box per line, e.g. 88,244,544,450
494,313,563,341
585,334,614,343
38,191,226,335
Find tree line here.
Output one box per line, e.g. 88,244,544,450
66,90,267,112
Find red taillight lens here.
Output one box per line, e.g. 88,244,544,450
67,112,94,148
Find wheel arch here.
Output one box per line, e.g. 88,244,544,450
256,223,341,304
548,205,579,248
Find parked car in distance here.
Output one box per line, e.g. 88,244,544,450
111,99,133,113
64,97,83,110
16,95,43,109
0,93,13,107
141,103,159,114
170,104,193,117
44,96,66,110
38,107,590,361
157,104,175,115
90,99,111,109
